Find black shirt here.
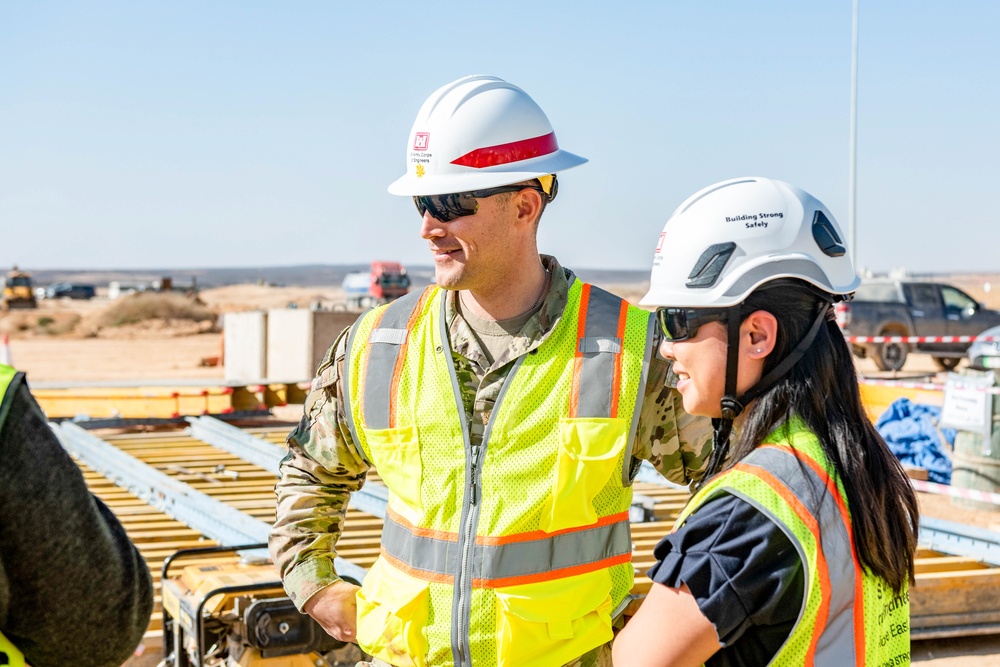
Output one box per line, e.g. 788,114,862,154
648,493,805,667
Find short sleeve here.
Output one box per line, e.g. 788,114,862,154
647,494,804,665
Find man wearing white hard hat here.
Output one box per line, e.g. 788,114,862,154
270,75,713,667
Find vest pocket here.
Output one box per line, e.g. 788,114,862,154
539,417,627,533
356,557,431,667
365,424,421,512
494,568,614,667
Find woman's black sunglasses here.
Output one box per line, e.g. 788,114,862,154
413,185,547,223
656,307,730,341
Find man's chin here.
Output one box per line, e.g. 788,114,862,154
433,271,463,290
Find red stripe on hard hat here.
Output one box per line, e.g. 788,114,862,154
450,132,558,168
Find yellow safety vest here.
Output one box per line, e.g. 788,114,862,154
0,363,28,667
343,281,655,667
676,417,911,666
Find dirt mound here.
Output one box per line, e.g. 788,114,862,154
0,310,81,337
198,284,346,313
1,292,219,340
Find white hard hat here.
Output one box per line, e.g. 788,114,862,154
640,177,861,309
387,75,588,196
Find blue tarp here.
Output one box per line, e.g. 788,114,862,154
875,397,956,485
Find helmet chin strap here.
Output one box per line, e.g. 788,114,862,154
696,302,830,490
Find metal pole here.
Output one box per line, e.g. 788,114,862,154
849,0,860,263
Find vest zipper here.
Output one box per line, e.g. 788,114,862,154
444,289,527,666
456,442,482,667
469,444,480,506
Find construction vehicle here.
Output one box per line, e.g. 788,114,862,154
342,261,411,310
160,544,367,666
0,266,37,310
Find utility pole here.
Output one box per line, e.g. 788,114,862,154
849,0,860,263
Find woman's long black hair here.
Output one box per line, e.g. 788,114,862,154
723,279,918,594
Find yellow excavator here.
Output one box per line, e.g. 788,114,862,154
0,267,37,310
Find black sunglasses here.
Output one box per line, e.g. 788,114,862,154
413,185,547,223
656,307,730,342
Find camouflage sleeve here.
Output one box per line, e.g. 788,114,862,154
632,353,715,487
269,325,370,611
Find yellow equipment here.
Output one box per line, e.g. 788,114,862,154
161,544,367,667
0,267,36,310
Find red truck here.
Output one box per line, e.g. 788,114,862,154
343,261,412,310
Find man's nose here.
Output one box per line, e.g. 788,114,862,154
420,210,446,239
658,339,675,360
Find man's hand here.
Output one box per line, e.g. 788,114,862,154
304,580,362,642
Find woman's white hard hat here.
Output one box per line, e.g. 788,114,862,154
640,177,861,309
387,75,588,196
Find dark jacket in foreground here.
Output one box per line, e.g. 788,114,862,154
0,372,154,667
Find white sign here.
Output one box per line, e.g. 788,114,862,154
939,372,995,449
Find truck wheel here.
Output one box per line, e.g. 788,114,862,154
874,341,908,372
932,357,961,371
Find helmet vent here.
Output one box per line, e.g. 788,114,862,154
686,242,737,288
812,210,846,257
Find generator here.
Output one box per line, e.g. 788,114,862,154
160,544,367,667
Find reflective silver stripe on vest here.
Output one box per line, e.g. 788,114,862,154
576,286,624,419
381,512,631,584
368,327,408,345
739,446,858,666
578,337,621,354
359,291,424,430
623,314,656,487
342,292,426,465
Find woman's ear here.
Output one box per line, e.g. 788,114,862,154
742,310,778,359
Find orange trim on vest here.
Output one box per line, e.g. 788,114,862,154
735,461,832,665
386,506,630,546
385,505,461,542
479,511,630,545
358,308,388,426
568,283,591,418
758,443,867,661
389,290,433,429
609,300,629,418
381,545,632,589
380,547,455,584
472,552,633,589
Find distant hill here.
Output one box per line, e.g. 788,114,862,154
23,264,651,290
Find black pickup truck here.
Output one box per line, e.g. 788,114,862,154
836,279,1000,372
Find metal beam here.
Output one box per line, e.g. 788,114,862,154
53,421,368,582
919,517,1000,567
184,415,388,518
185,415,287,473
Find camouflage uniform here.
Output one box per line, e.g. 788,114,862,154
269,256,713,667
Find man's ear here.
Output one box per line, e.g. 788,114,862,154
514,187,544,228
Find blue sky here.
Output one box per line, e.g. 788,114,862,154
1,1,998,275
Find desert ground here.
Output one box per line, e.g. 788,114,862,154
3,276,1000,663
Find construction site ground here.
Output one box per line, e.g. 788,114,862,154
5,280,1000,665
